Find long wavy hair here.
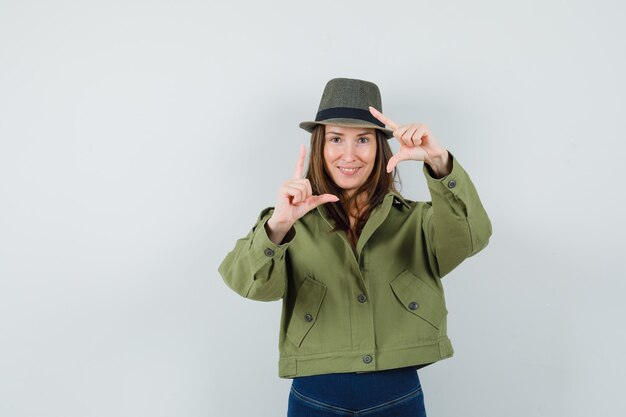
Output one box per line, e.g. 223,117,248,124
305,124,400,248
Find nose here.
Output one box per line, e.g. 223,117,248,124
342,142,356,162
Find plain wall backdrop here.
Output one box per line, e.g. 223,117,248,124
1,0,625,416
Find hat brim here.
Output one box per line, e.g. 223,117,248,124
299,118,393,139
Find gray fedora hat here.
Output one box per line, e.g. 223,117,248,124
299,78,394,139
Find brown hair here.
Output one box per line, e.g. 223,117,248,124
305,124,400,248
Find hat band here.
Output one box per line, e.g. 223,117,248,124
315,107,385,128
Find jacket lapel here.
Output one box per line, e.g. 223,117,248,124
355,193,394,258
316,191,410,260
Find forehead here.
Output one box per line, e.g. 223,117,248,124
324,125,376,136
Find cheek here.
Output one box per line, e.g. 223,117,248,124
323,147,338,166
322,150,332,173
363,146,377,165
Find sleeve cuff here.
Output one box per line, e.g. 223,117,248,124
423,152,465,195
250,207,295,268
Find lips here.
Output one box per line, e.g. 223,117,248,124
338,167,360,176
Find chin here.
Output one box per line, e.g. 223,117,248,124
334,181,362,194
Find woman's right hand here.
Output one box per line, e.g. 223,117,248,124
265,144,338,244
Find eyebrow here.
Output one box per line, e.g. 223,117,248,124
325,130,374,136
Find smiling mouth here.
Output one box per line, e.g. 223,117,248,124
338,167,360,176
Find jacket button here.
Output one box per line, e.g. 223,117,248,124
357,294,367,303
264,248,275,257
408,301,419,311
362,355,373,364
304,313,313,322
447,180,457,189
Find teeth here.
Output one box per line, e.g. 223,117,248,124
340,167,358,172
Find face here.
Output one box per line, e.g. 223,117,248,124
323,125,377,197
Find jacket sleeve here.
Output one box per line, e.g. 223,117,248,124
218,207,295,301
422,154,492,278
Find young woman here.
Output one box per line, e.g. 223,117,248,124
219,78,492,416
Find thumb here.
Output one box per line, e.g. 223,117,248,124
386,154,403,173
307,194,339,209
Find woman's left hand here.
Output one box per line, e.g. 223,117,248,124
369,106,451,177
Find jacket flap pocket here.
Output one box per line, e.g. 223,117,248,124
390,270,447,329
287,276,327,347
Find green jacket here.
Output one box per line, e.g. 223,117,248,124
218,156,492,378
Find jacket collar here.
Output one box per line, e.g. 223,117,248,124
314,189,410,258
315,189,410,226
388,190,411,209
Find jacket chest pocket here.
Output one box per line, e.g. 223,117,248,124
390,270,447,329
286,276,327,348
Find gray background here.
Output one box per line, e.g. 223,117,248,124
1,0,625,416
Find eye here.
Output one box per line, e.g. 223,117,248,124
357,137,370,144
329,137,341,143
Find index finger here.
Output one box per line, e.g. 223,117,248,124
292,144,306,179
369,106,399,130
